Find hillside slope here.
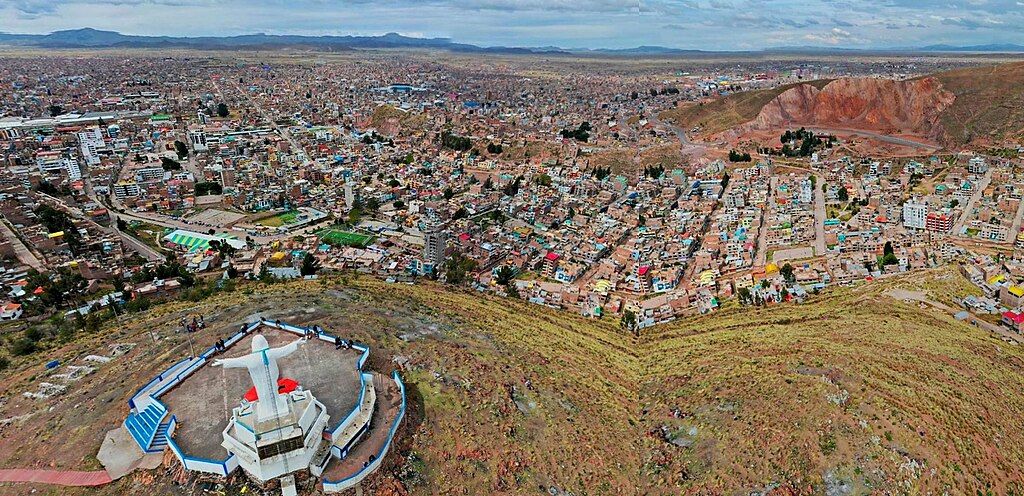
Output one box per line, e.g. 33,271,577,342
746,77,954,141
0,278,640,495
659,61,1024,147
926,61,1024,146
658,79,832,135
2,271,1023,494
640,276,1024,495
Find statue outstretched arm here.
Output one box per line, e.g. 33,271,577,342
212,355,256,369
266,338,305,361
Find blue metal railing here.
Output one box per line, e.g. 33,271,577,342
322,371,406,492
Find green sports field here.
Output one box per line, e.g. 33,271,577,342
320,229,374,247
258,210,302,228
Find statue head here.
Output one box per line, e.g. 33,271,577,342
251,334,270,353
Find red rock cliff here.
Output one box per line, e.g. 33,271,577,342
748,77,956,141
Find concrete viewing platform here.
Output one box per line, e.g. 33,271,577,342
321,373,403,483
160,328,362,461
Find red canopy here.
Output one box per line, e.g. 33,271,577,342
244,378,299,402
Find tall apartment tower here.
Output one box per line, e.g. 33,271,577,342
344,181,355,209
423,230,448,271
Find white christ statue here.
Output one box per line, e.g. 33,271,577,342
213,334,305,421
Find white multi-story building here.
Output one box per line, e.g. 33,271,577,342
188,129,208,152
35,152,81,180
135,166,165,182
78,127,106,167
903,200,928,230
968,156,988,174
799,179,813,204
113,182,142,199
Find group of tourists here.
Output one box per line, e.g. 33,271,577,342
211,317,356,354
180,314,206,333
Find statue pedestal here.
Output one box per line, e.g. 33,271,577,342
253,394,292,424
222,389,330,482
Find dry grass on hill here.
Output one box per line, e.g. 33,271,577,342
2,268,1023,495
657,80,832,135
583,148,636,176
639,144,686,172
926,61,1024,146
640,269,1024,495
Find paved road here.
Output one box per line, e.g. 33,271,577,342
813,179,826,256
0,217,43,269
649,113,693,146
952,168,994,236
226,79,309,162
754,176,778,268
115,226,165,262
808,127,943,151
36,191,168,262
0,468,111,487
1009,188,1024,242
885,288,1021,344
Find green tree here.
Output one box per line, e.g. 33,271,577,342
216,103,230,118
300,252,322,276
439,131,472,151
781,263,794,282
195,182,223,196
174,140,189,160
208,239,236,260
11,338,36,356
621,310,637,331
503,176,523,197
161,157,182,171
495,265,516,286
737,287,752,305
593,167,612,181
838,186,849,202
443,252,478,285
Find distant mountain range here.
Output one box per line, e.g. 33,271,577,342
0,28,567,54
1,28,1023,54
917,43,1024,52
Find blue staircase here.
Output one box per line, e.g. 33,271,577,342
125,403,169,453
150,421,171,450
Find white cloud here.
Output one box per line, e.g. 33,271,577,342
0,0,1022,49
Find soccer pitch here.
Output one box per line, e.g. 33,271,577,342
258,210,303,227
320,229,374,247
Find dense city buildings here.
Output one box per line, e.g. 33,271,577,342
0,52,1023,333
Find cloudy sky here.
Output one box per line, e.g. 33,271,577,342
1,0,1022,50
